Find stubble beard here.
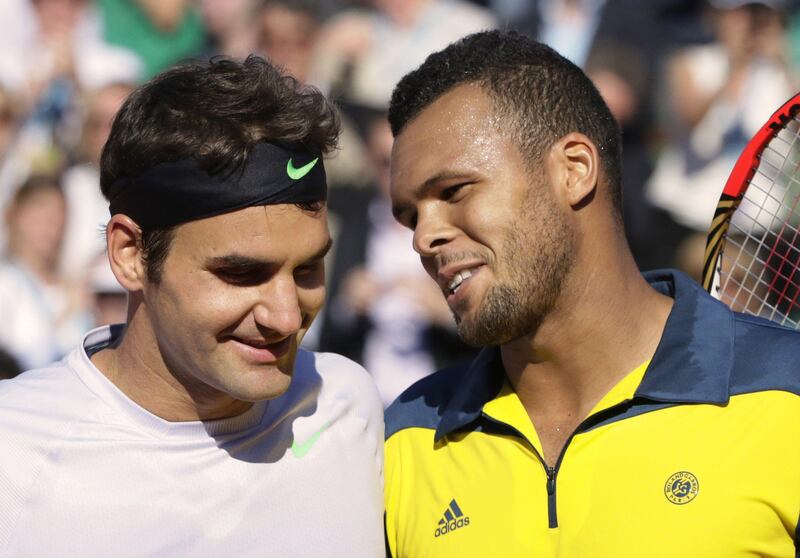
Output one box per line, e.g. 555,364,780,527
456,191,576,347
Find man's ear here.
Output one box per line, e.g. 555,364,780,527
106,214,146,292
548,132,599,209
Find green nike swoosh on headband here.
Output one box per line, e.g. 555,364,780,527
291,421,330,459
286,157,319,180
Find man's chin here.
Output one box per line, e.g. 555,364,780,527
457,320,504,348
232,371,293,402
225,356,296,401
456,307,527,347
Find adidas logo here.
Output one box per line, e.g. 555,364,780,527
434,499,470,537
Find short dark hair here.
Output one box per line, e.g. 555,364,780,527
100,55,340,281
388,31,622,214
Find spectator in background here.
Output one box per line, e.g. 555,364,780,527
316,0,496,108
648,0,793,279
257,0,321,84
60,82,133,282
0,0,141,100
321,114,474,406
586,40,666,269
0,89,17,160
528,0,609,66
587,0,712,270
0,0,140,219
97,0,206,80
0,87,21,218
492,0,707,67
200,0,259,58
0,175,90,370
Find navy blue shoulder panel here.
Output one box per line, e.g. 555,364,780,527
730,313,800,397
385,362,469,440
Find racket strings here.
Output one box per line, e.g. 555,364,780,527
718,113,800,328
727,195,800,324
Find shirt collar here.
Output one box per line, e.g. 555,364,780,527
434,269,734,442
434,346,505,442
634,269,733,404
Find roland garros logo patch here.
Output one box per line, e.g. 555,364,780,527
664,471,699,504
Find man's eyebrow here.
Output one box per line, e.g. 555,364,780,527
205,254,268,269
305,237,334,263
392,170,473,221
206,238,333,269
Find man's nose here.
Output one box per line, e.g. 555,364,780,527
252,276,303,337
412,206,457,258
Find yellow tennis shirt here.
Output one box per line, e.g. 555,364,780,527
384,270,800,557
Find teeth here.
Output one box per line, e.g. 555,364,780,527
447,269,475,293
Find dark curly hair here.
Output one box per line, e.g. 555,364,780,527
100,55,341,281
389,31,622,216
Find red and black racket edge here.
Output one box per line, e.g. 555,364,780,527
702,93,800,294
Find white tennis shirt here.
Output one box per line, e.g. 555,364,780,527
0,326,385,557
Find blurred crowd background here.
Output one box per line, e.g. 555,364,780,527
0,0,798,405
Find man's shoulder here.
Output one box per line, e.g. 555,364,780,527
0,358,98,436
385,361,470,440
297,349,372,391
0,358,86,408
730,313,800,396
0,359,99,504
295,349,382,417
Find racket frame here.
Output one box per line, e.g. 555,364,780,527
702,93,800,294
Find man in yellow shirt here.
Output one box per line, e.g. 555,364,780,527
385,30,800,557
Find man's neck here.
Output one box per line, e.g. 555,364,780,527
501,253,673,464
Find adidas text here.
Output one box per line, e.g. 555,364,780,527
435,516,470,537
434,499,470,537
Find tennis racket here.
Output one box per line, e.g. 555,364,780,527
702,92,800,328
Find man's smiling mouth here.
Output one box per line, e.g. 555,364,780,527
448,268,477,295
229,336,293,362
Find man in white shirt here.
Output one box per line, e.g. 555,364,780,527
0,56,384,557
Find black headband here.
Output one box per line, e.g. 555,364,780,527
107,142,326,229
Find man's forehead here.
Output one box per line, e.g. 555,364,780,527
173,204,329,256
390,85,505,191
399,84,495,138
